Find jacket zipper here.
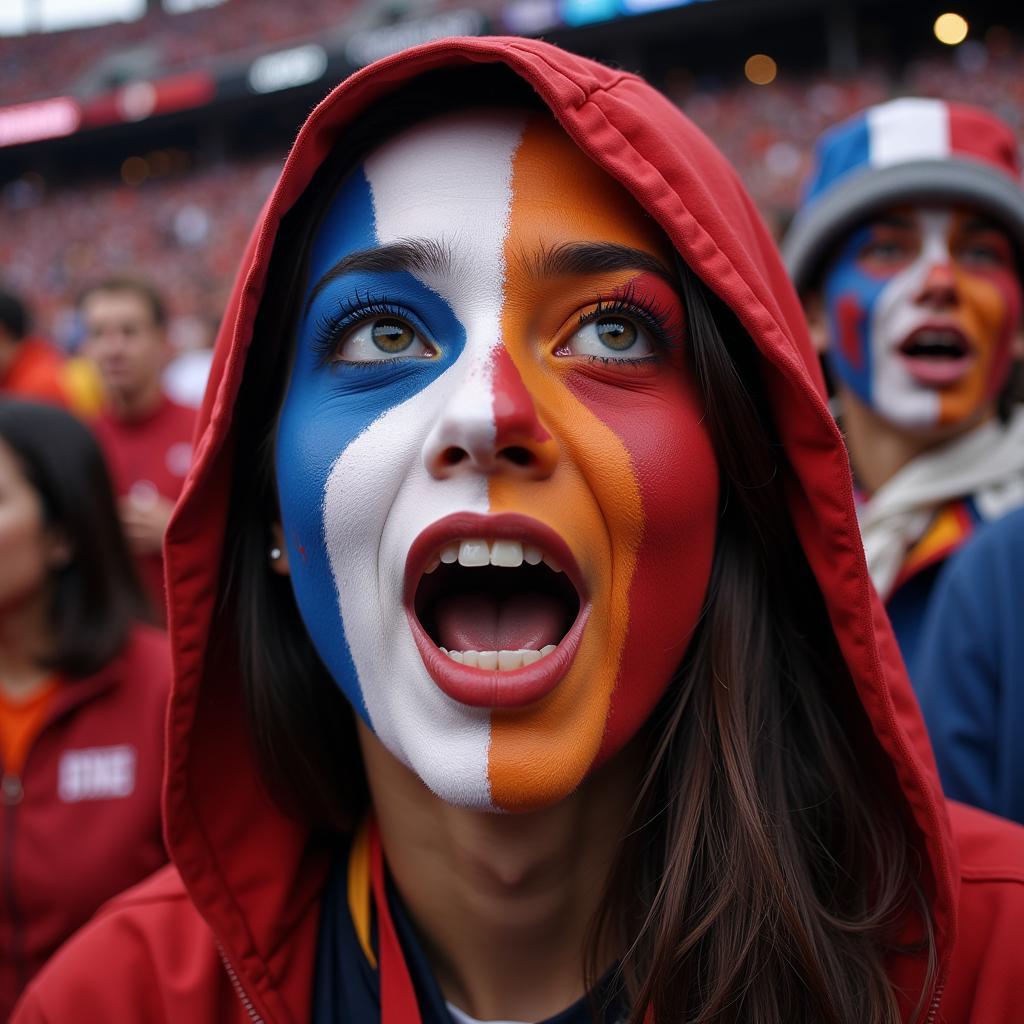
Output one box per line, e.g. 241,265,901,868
2,771,26,995
218,944,265,1023
924,979,945,1024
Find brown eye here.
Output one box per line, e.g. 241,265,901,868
560,314,654,362
595,317,637,351
336,316,435,363
371,318,415,353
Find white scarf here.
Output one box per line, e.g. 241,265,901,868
858,407,1024,601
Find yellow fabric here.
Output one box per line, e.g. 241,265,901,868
62,357,106,419
900,501,972,583
0,677,59,776
346,818,376,967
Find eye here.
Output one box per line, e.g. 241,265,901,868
957,233,1013,269
858,234,916,267
336,316,435,363
561,315,655,360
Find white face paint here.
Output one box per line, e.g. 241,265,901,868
278,111,527,809
868,210,950,427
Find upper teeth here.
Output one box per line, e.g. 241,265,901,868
439,645,558,670
426,539,560,573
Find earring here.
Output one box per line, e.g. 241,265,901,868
269,546,282,562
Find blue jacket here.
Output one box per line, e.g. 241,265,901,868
916,506,1024,824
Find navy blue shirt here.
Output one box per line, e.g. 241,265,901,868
916,506,1024,825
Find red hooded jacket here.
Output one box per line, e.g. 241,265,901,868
13,37,1024,1023
0,624,170,1020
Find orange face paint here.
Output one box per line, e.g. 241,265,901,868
487,116,719,810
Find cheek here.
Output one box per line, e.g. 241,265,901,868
0,512,49,606
824,262,889,394
566,369,719,762
965,270,1021,388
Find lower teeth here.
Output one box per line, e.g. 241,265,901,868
439,645,557,669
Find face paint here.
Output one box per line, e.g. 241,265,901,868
823,205,1022,430
276,111,719,811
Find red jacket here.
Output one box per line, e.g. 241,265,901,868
14,38,1024,1023
91,395,197,619
0,624,170,1020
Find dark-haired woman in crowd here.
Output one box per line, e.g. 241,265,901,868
15,39,1024,1024
0,399,169,1018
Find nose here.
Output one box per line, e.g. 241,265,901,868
915,259,959,310
424,347,559,481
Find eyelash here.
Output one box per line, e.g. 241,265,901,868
312,292,420,365
575,285,677,363
311,285,679,366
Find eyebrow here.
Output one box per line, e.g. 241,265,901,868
525,241,674,284
306,238,676,315
306,238,453,312
869,215,915,231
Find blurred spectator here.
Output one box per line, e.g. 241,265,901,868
783,98,1024,668
0,400,169,1019
162,312,217,409
916,506,1024,825
81,277,196,619
0,288,69,409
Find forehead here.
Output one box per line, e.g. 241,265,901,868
309,109,671,282
82,289,156,325
861,203,1008,235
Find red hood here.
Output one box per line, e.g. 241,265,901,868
163,36,956,1019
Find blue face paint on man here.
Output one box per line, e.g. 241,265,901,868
822,224,886,409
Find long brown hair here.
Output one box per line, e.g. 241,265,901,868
219,65,937,1023
585,270,935,1023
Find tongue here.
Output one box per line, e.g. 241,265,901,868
434,592,566,652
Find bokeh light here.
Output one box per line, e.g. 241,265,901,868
744,54,777,86
934,12,968,46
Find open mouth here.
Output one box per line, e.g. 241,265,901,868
898,326,974,386
404,514,589,708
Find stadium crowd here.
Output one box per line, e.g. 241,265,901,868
0,0,357,105
2,21,1024,1024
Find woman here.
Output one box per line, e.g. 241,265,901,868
0,399,169,1019
15,39,1024,1023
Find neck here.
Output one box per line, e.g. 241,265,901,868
109,381,163,421
837,386,995,495
359,722,638,1021
0,591,54,699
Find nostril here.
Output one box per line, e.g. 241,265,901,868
441,447,467,466
500,446,534,467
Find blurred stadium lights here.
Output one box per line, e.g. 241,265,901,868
247,44,329,95
744,53,777,85
0,97,81,147
162,0,225,12
344,10,486,66
934,12,969,45
0,0,144,35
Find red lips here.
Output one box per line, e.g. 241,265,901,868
404,512,589,708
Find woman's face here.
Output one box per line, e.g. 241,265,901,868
276,110,719,811
0,439,59,615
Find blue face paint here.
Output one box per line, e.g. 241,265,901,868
822,224,889,408
275,165,467,723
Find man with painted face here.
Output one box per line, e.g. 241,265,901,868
783,98,1024,670
14,44,1024,1024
